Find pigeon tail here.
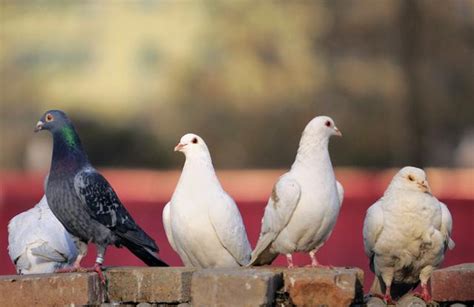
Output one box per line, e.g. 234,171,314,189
249,235,278,266
121,238,168,267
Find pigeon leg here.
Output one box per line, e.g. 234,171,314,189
93,246,106,284
413,282,432,302
286,254,295,268
382,286,394,305
413,267,433,302
307,250,332,268
380,272,394,305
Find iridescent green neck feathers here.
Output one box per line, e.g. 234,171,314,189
61,126,77,147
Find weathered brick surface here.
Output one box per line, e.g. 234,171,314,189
106,267,195,304
191,268,283,307
283,267,364,306
0,272,103,306
396,294,426,307
431,263,474,302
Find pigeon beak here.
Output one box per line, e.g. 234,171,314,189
174,143,185,152
418,181,432,194
334,126,342,137
34,121,44,133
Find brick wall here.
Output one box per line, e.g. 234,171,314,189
0,264,472,306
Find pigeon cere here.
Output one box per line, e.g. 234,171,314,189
3,108,461,306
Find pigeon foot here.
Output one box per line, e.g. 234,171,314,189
413,284,432,302
369,293,395,305
55,263,106,284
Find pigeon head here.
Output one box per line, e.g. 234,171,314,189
174,133,209,155
304,116,342,138
34,110,83,154
390,166,431,194
35,110,73,134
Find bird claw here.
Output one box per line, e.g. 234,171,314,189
55,264,106,284
369,293,394,305
93,263,106,284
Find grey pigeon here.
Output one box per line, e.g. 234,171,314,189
363,166,455,303
250,115,343,267
34,110,167,281
8,194,78,274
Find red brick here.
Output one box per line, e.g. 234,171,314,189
431,263,474,302
106,267,195,304
284,267,364,306
0,272,104,306
191,268,283,306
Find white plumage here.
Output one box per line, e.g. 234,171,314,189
363,166,455,302
163,133,252,268
250,115,343,267
8,195,78,274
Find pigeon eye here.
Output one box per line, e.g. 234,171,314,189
45,113,54,122
192,137,198,144
408,175,415,182
325,120,331,127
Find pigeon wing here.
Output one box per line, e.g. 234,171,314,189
336,180,344,207
250,174,301,265
208,193,252,266
30,242,68,263
363,200,384,261
74,169,157,251
162,202,178,252
439,201,455,250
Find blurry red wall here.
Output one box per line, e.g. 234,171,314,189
1,169,472,290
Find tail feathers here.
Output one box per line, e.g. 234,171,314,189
120,227,159,253
249,234,278,266
122,238,168,267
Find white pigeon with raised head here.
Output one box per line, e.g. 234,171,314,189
8,195,78,274
363,166,455,303
250,115,343,267
163,133,252,268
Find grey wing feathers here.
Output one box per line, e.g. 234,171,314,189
74,168,157,251
249,174,301,266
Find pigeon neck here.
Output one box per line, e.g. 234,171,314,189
292,135,331,170
50,126,89,173
180,152,220,185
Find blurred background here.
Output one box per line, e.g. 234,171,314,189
0,0,473,290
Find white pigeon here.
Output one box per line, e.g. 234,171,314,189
163,133,252,268
363,166,455,303
8,195,79,274
250,115,343,267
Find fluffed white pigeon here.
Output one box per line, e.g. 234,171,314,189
363,166,455,303
250,115,343,268
8,195,79,274
163,133,252,268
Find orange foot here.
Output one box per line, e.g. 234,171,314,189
55,263,106,284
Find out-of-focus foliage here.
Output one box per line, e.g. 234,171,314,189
1,0,473,170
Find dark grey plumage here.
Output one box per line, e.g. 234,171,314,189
35,110,167,268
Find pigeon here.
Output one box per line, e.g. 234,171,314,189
250,115,343,268
34,110,168,281
163,133,252,268
363,166,455,303
8,194,79,274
